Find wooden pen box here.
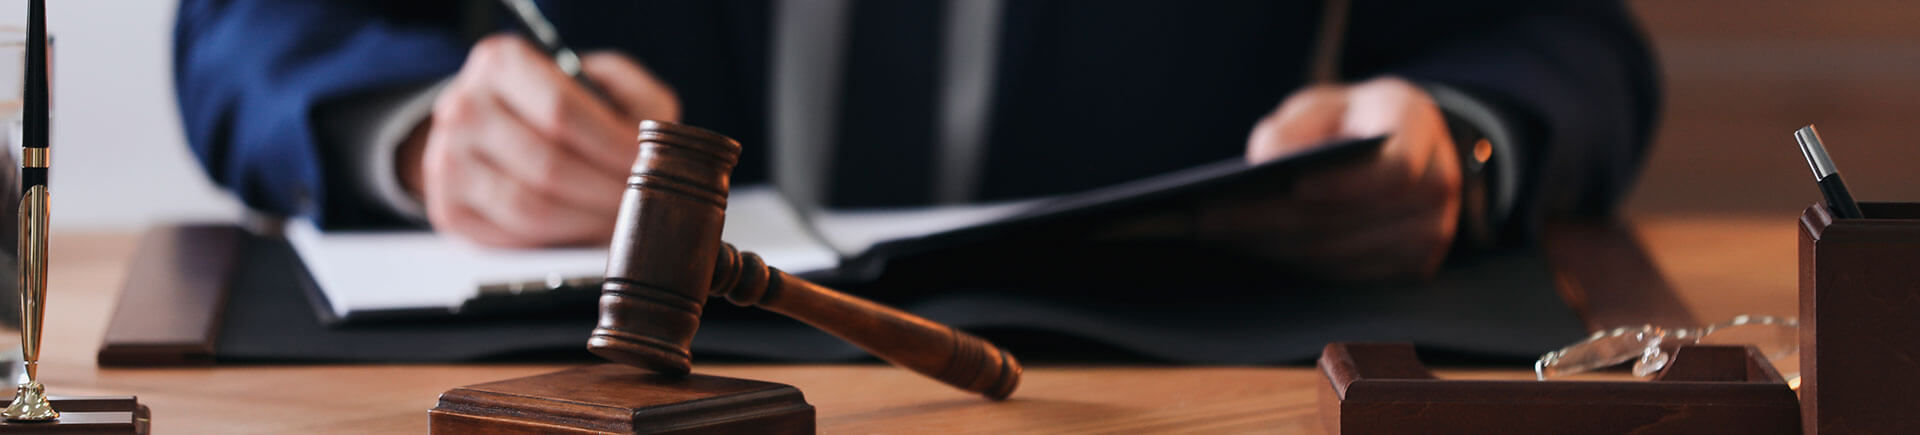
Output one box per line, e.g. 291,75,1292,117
1798,202,1920,434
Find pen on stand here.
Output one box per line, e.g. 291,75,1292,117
3,0,58,421
1795,125,1866,219
497,0,614,103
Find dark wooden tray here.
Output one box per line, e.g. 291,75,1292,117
96,225,242,366
1318,342,1798,434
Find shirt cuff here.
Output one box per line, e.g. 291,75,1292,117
1425,83,1521,235
319,80,450,225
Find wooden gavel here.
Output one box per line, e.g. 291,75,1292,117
587,120,1020,400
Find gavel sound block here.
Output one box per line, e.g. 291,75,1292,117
588,121,1020,400
431,364,813,434
432,121,1017,434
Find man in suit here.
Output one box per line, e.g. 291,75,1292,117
174,0,1658,282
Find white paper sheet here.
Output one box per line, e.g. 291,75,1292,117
288,186,840,318
807,199,1041,255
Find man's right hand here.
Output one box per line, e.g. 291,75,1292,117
400,34,681,248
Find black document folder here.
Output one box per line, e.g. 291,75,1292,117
101,135,1600,365
208,229,1585,364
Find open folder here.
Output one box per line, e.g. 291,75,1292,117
288,137,1384,323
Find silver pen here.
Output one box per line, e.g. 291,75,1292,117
496,0,613,102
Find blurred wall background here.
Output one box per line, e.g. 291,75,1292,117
1625,0,1920,220
0,0,241,231
0,0,1912,231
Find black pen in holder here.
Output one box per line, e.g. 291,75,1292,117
1795,125,1865,219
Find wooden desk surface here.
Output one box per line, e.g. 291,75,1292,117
30,215,1797,433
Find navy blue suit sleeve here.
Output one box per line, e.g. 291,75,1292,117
1359,1,1660,238
174,0,470,228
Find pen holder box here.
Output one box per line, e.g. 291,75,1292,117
1798,202,1920,434
1317,342,1799,434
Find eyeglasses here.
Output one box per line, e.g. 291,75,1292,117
1534,315,1799,385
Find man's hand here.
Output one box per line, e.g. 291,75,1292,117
1200,76,1462,282
401,35,680,248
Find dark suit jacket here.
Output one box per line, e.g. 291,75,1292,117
174,0,1658,239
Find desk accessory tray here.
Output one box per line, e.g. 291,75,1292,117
1798,202,1920,434
96,225,241,366
1317,342,1798,434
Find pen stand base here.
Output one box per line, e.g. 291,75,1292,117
430,364,814,434
1317,342,1798,434
1798,202,1920,434
0,396,149,434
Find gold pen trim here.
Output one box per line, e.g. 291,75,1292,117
21,148,45,168
2,185,56,421
16,185,45,371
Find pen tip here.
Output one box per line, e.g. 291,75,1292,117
1795,124,1823,145
1795,124,1838,179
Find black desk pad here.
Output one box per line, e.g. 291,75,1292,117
215,234,1586,364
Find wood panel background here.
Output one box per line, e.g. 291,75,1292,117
1626,0,1920,218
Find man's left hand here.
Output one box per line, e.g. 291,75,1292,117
1199,76,1463,283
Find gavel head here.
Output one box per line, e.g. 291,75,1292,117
587,120,740,376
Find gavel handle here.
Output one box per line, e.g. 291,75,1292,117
712,243,1021,400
